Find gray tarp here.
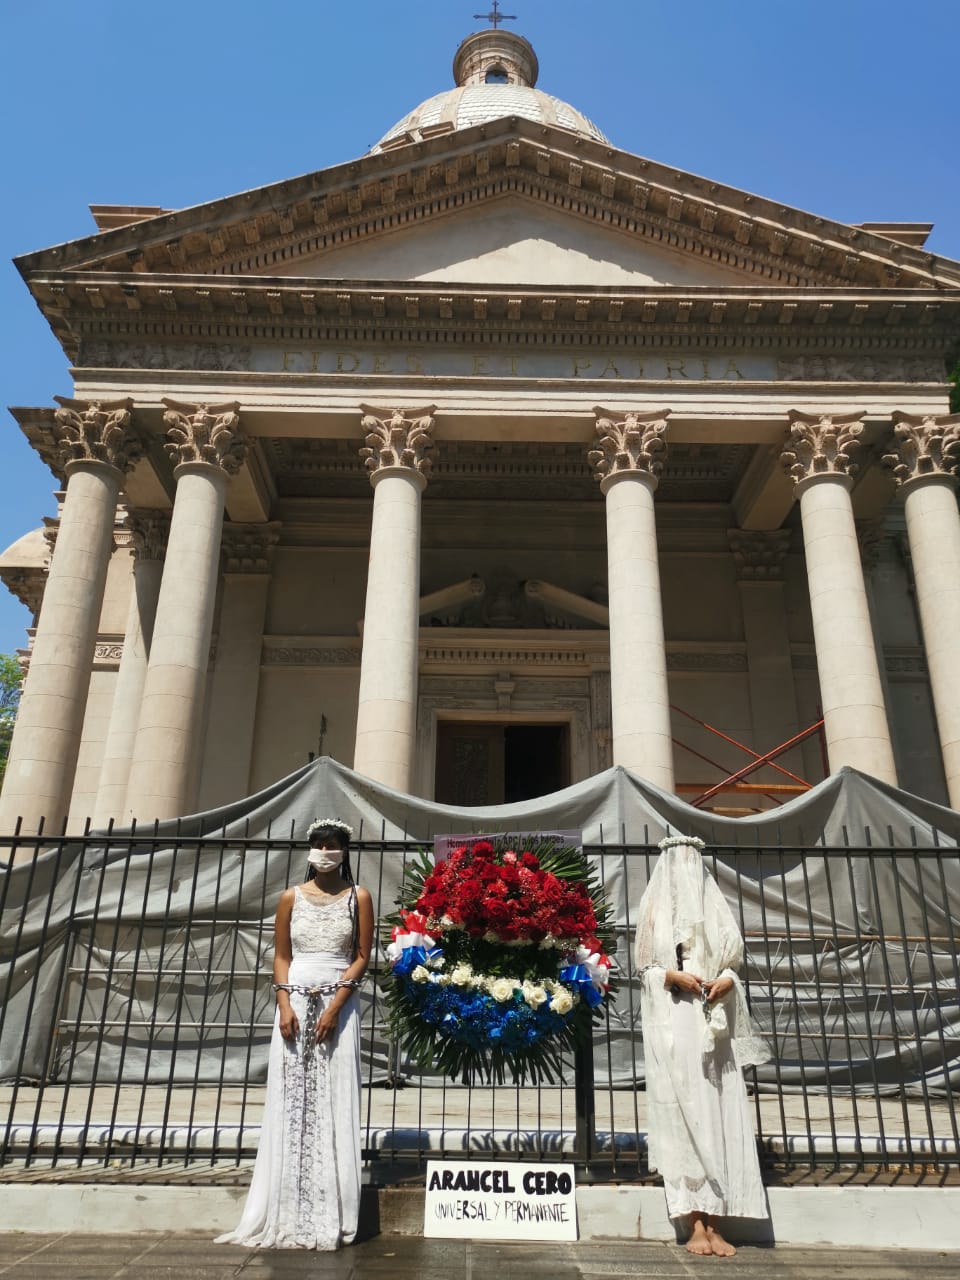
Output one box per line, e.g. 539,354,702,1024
1,759,958,1092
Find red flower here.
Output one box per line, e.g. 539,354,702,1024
410,841,603,949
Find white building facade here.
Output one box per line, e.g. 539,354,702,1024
1,25,959,830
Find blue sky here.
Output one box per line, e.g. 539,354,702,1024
1,0,957,654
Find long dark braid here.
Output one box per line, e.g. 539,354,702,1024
339,851,359,957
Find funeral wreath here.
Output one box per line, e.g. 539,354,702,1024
384,836,614,1082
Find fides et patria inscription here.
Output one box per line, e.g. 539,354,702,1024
77,340,945,384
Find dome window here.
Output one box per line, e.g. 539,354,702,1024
485,65,509,84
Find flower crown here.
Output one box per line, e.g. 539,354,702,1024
658,834,705,852
306,817,354,842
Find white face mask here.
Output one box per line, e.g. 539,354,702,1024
307,847,345,873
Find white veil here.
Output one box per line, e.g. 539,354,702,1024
633,835,769,1069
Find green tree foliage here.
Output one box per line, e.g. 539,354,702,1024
0,655,24,786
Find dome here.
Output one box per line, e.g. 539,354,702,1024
370,28,609,154
0,528,49,571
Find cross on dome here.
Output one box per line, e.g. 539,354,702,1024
473,1,516,28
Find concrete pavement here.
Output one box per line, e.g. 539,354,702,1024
0,1234,958,1278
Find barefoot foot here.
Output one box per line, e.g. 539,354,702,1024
685,1218,714,1256
706,1223,737,1257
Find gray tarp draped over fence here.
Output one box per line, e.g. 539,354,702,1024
2,759,959,1093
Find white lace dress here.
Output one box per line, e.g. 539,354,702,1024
216,887,362,1250
640,954,768,1221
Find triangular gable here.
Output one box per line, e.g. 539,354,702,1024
270,194,753,287
16,116,960,294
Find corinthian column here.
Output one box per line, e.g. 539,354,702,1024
93,510,169,827
352,405,435,791
884,411,960,805
125,402,246,821
589,408,674,791
0,398,140,834
782,411,897,783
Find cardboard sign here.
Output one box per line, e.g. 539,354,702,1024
424,1159,578,1241
433,830,584,856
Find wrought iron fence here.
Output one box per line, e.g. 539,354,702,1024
0,826,957,1178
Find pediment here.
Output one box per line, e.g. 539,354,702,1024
17,117,960,296
270,195,752,288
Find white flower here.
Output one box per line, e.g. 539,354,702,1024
411,966,430,983
483,931,500,944
433,973,451,986
450,963,474,986
538,933,558,950
489,977,516,1003
522,981,548,1009
440,914,458,929
550,989,574,1016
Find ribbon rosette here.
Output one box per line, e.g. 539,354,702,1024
559,944,611,1009
387,910,443,976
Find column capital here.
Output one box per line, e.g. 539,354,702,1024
588,407,670,490
52,396,141,475
782,410,865,488
359,404,436,480
727,528,791,581
126,509,171,562
220,521,282,573
162,399,246,475
883,411,960,490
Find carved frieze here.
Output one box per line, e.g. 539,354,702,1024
51,396,141,474
781,411,865,485
588,407,670,484
78,339,253,372
94,641,125,667
162,399,246,474
258,635,752,674
359,405,436,478
776,354,945,383
65,339,950,386
262,646,359,666
883,652,927,676
420,644,597,668
727,529,791,581
883,412,960,487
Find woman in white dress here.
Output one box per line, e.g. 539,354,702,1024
217,818,374,1251
634,835,770,1257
